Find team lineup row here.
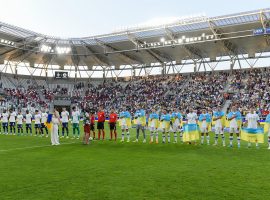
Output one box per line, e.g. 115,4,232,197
1,105,270,149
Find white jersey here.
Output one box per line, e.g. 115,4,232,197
34,114,41,124
25,113,32,124
2,113,9,123
72,111,80,123
61,111,69,123
187,113,198,124
246,113,260,129
229,113,238,128
17,114,23,124
120,118,127,126
9,111,16,122
41,113,48,123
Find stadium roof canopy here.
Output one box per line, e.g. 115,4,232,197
0,8,270,78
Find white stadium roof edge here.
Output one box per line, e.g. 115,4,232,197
0,8,270,79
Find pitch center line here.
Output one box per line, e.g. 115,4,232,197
0,142,77,152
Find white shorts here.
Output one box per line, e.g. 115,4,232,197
171,125,180,132
149,126,157,132
200,126,208,133
229,127,239,133
215,127,223,134
121,125,129,130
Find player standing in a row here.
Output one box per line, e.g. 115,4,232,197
9,109,16,135
34,110,42,136
134,105,146,143
109,109,117,141
227,106,242,148
41,110,49,137
160,109,171,143
25,110,33,135
61,107,69,138
198,109,211,145
2,110,9,135
119,106,131,142
213,106,225,146
72,106,80,139
245,107,260,148
149,108,159,144
97,106,105,140
265,113,270,149
17,111,24,136
171,109,182,143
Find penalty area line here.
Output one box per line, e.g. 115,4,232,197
0,142,78,152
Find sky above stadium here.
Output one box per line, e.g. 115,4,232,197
0,0,269,38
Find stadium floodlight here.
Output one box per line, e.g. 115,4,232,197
41,44,52,53
0,39,15,46
160,37,165,43
56,46,71,54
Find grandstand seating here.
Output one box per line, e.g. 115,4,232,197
0,68,269,117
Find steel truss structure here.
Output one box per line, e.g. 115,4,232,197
0,8,270,79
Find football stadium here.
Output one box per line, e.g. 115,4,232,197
1,1,270,199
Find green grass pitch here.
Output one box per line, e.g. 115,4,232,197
0,122,270,200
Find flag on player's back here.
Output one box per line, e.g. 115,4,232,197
241,127,264,143
45,113,53,130
183,124,200,142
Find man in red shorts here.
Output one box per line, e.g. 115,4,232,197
97,106,105,140
109,108,118,141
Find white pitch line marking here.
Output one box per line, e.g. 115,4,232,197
0,142,77,152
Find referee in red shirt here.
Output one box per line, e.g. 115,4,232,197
109,108,118,141
97,106,106,140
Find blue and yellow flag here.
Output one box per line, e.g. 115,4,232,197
183,124,200,142
45,113,53,130
241,127,264,143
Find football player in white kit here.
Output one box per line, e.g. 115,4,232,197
149,108,159,144
213,106,225,146
9,109,16,135
171,109,182,143
41,110,49,137
61,107,69,138
227,106,242,148
198,108,211,145
2,109,9,135
265,113,270,149
34,110,42,136
184,108,199,144
17,111,24,136
25,110,33,136
245,107,260,148
119,107,131,142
